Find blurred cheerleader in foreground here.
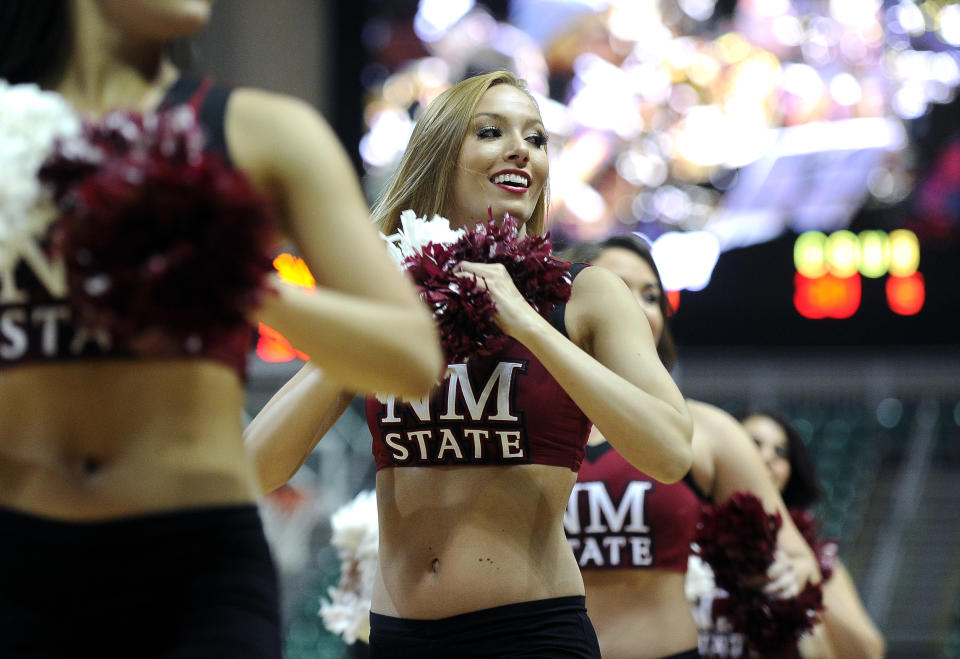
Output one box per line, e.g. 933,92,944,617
0,1,440,656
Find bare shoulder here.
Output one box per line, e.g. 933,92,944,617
227,87,320,133
688,399,740,432
564,263,634,344
225,88,341,174
688,398,756,460
566,262,633,318
223,87,367,238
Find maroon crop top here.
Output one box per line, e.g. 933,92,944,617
366,263,592,471
0,77,254,379
565,441,704,571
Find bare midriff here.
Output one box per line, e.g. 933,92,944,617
582,569,698,659
372,463,584,619
0,360,258,521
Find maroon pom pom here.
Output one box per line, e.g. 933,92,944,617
38,107,275,353
402,212,572,363
713,584,823,658
695,491,781,588
696,492,824,656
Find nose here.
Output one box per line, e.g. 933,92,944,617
506,134,530,166
760,445,775,467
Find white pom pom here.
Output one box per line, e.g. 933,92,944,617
0,81,81,271
319,489,380,645
380,209,465,268
685,553,717,603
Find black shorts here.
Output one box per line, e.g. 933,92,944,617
368,595,601,658
0,504,281,659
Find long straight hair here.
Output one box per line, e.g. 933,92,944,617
372,70,548,237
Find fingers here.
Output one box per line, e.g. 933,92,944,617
762,550,800,599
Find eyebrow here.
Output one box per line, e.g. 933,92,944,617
472,112,544,129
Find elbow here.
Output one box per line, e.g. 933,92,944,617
657,444,693,484
245,439,287,495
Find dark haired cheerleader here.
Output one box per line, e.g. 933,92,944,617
0,1,440,657
737,411,885,658
559,235,823,659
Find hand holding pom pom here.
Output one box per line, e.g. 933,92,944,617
383,209,572,363
37,105,275,354
694,491,824,657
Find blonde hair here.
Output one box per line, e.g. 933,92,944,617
372,70,548,237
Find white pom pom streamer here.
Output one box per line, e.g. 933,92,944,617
0,80,81,272
685,553,717,603
374,209,462,403
380,209,464,268
319,489,379,645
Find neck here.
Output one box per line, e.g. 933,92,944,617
53,1,177,116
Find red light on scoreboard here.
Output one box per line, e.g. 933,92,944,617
886,272,925,316
794,272,861,319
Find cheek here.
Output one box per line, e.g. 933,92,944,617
532,153,549,192
774,461,791,487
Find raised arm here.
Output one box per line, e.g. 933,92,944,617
244,362,353,494
456,261,693,482
226,89,442,399
689,400,822,591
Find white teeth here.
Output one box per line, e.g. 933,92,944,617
492,173,530,187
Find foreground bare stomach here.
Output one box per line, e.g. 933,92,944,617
373,464,585,619
583,569,698,659
0,361,258,521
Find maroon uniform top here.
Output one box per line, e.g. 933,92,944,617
565,441,703,571
0,78,254,379
367,263,592,471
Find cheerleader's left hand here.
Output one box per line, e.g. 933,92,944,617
762,547,800,599
455,261,541,339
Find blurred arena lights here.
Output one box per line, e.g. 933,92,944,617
792,229,922,318
354,0,958,336
361,0,959,238
255,254,316,363
886,272,925,315
793,272,862,319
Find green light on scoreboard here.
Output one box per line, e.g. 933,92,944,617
794,229,919,279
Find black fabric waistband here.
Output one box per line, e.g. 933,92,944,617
371,595,587,634
0,503,261,538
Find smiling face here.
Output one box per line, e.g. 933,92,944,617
742,414,792,493
592,246,665,343
447,84,548,230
